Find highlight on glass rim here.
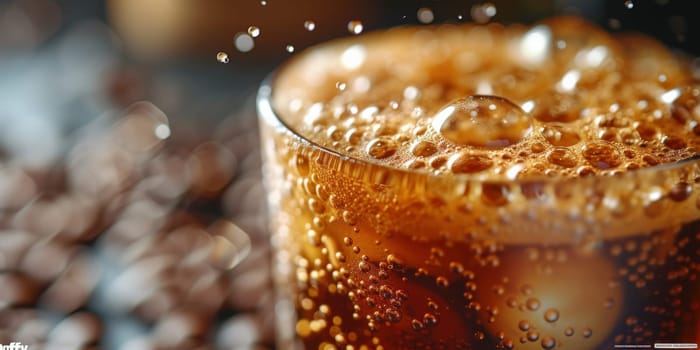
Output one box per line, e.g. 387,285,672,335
256,4,700,350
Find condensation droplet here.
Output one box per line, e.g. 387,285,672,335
348,20,364,35
518,320,531,331
433,95,532,148
216,52,229,63
564,327,574,336
304,20,316,31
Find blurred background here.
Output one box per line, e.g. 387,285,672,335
0,0,698,349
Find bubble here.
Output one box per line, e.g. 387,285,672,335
303,20,316,31
216,52,229,63
422,313,438,326
541,124,581,146
411,319,424,331
543,308,560,323
582,328,593,338
669,182,692,202
411,141,438,157
286,45,295,53
260,0,267,5
547,147,578,168
432,95,532,148
366,137,397,159
448,151,493,174
526,298,541,311
582,141,621,169
347,21,364,35
358,261,370,273
624,0,634,9
417,8,435,24
247,26,261,38
541,336,556,349
564,327,574,336
234,33,255,53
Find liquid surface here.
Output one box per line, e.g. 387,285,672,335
274,16,700,178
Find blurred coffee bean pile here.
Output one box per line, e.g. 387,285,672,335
0,101,274,350
1,10,275,349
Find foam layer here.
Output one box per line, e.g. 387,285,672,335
273,17,700,178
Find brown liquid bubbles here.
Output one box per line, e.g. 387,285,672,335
432,95,532,149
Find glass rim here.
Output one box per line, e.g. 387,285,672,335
257,73,700,186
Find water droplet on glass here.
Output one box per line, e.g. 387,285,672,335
234,33,255,53
582,328,593,338
286,45,295,53
216,52,229,63
518,320,531,331
564,327,574,336
348,20,364,35
304,20,316,31
432,95,532,148
247,26,261,37
417,7,435,24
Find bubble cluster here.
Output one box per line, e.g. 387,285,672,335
274,17,700,179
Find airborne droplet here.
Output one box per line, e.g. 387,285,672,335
247,26,261,37
432,95,532,148
304,20,316,31
348,20,364,35
216,52,229,63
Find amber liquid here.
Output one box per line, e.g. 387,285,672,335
260,16,700,350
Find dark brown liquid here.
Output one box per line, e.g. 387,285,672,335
262,16,700,350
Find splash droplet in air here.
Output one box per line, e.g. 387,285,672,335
286,45,295,53
234,33,255,53
247,26,261,38
471,3,497,24
432,95,532,148
216,52,229,63
348,20,364,35
417,8,435,24
304,20,316,31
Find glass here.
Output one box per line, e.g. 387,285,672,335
258,26,700,350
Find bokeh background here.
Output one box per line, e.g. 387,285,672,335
0,0,698,349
